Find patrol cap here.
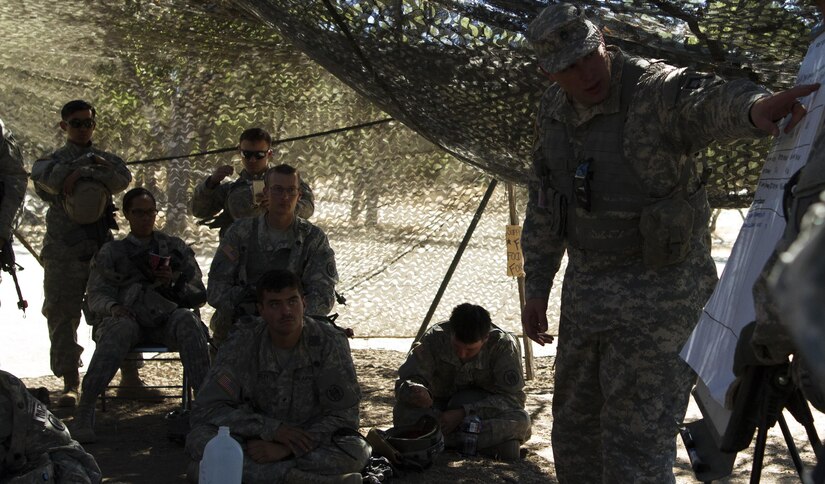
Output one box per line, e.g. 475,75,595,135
527,3,602,74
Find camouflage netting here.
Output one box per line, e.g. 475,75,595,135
0,1,819,338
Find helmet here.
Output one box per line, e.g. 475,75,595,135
63,178,108,225
367,415,444,471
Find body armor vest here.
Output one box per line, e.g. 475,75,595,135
539,56,708,261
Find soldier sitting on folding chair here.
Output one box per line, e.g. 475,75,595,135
71,187,210,443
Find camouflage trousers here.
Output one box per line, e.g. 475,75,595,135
551,312,695,484
79,310,210,405
186,426,370,484
42,257,90,378
393,389,532,449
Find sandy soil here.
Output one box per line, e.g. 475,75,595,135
22,347,822,484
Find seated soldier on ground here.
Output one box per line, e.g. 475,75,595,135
394,303,531,460
191,127,314,238
71,187,210,443
207,164,338,348
0,369,101,483
186,269,368,484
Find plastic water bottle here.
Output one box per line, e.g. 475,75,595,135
199,426,242,484
460,410,482,456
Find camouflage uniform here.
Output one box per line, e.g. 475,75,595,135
80,231,210,404
207,214,338,345
30,142,131,378
185,317,368,483
394,322,531,449
0,370,101,483
191,169,314,236
769,190,825,411
752,128,825,364
0,119,27,246
523,46,770,482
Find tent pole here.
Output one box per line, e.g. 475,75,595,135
412,178,498,347
506,183,534,381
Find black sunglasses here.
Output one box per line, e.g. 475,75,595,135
67,118,96,129
241,150,269,160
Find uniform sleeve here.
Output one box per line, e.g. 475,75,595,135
296,179,315,220
31,153,78,197
171,240,207,309
394,338,437,402
192,176,230,219
0,124,27,242
190,334,283,441
303,333,361,438
656,68,770,153
85,243,121,316
92,152,131,195
522,113,567,301
463,335,526,415
301,227,338,316
207,221,249,313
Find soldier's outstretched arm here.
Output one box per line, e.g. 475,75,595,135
750,83,820,136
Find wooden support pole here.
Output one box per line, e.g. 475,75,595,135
506,183,534,381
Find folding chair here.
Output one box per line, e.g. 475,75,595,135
100,343,190,411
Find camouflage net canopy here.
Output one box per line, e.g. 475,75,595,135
0,1,819,337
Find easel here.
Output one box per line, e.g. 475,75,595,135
684,362,824,483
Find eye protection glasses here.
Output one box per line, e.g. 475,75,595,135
241,150,269,160
67,119,96,129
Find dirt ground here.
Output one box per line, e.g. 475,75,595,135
23,349,822,484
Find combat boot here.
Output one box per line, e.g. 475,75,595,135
479,439,521,461
71,403,97,444
57,370,80,408
284,468,363,484
116,365,165,401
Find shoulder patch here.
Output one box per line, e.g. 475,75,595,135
221,243,239,262
326,384,344,402
503,369,521,387
216,371,240,399
49,413,65,432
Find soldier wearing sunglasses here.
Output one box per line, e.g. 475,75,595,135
31,100,137,409
191,127,314,237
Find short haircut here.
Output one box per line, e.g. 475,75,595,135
61,100,96,121
449,303,492,343
256,269,304,303
239,127,272,146
122,187,156,212
264,163,301,186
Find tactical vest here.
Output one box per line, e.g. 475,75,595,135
238,217,303,290
539,57,708,265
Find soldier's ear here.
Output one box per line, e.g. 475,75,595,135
59,120,68,132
